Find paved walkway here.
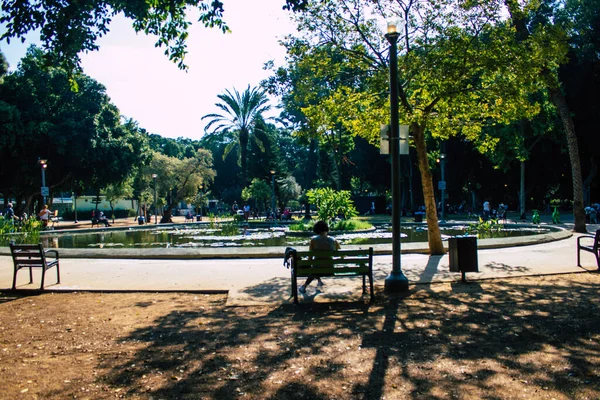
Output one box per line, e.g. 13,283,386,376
1,224,598,306
2,213,599,305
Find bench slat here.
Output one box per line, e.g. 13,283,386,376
296,249,371,257
297,267,369,276
296,258,370,267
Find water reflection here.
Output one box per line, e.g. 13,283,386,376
46,224,555,249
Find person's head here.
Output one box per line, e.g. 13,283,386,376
7,203,12,208
43,204,48,209
313,220,330,235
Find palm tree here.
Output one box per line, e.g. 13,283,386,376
202,85,271,186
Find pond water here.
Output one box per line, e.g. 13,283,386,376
45,224,556,249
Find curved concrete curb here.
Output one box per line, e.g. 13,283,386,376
0,225,571,260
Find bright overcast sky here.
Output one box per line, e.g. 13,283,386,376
0,0,296,140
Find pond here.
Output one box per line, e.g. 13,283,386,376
42,223,557,249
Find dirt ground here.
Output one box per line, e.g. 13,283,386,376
1,273,599,400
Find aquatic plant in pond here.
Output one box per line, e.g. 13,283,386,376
0,217,43,246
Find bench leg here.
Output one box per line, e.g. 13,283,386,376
29,267,33,284
12,267,18,290
577,247,581,267
291,270,298,304
56,263,60,284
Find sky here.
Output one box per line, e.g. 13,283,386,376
0,0,296,140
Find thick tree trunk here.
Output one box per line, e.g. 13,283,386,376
549,88,586,232
413,125,444,255
240,129,249,187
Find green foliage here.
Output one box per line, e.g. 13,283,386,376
306,188,358,222
241,178,271,211
0,0,229,72
0,47,150,202
466,218,503,239
288,221,314,232
329,219,372,232
201,85,271,185
0,217,42,245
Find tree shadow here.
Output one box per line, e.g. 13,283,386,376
45,275,600,399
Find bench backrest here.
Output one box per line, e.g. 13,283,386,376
293,248,373,275
594,229,600,251
10,243,46,267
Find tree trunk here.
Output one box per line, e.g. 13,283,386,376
549,88,586,232
505,0,587,233
239,129,249,187
413,125,444,255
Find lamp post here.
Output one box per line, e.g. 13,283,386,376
199,184,204,220
270,170,276,219
39,159,48,205
384,18,409,293
152,174,158,224
439,141,447,222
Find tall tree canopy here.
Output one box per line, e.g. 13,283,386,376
0,46,150,211
270,0,558,253
201,85,271,186
0,0,304,72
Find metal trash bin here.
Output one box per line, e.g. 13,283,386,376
414,213,424,222
138,216,145,225
449,236,478,281
196,215,202,222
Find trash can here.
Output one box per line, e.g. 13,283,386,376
448,236,478,276
414,212,424,222
196,215,202,222
138,216,145,225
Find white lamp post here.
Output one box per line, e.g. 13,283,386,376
152,174,158,224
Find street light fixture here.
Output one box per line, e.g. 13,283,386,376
270,170,276,219
39,158,48,205
383,16,409,293
152,174,158,224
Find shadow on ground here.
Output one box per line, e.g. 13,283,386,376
29,273,599,399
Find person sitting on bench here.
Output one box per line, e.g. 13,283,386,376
97,211,111,227
298,220,341,294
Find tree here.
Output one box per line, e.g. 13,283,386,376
278,176,302,209
146,149,215,223
0,0,229,73
241,179,271,212
504,0,587,232
102,179,134,222
0,46,150,214
202,85,271,186
273,0,556,254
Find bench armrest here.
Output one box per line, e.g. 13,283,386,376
45,249,59,259
577,234,596,247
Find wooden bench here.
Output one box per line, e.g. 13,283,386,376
290,248,374,304
9,243,60,290
577,229,600,269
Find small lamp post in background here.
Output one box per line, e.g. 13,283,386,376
383,16,409,293
39,158,48,205
152,174,158,224
198,183,204,220
270,170,276,219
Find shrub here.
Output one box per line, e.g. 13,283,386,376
306,188,358,223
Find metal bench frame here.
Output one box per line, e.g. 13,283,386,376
9,243,60,290
577,229,600,269
291,248,374,304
